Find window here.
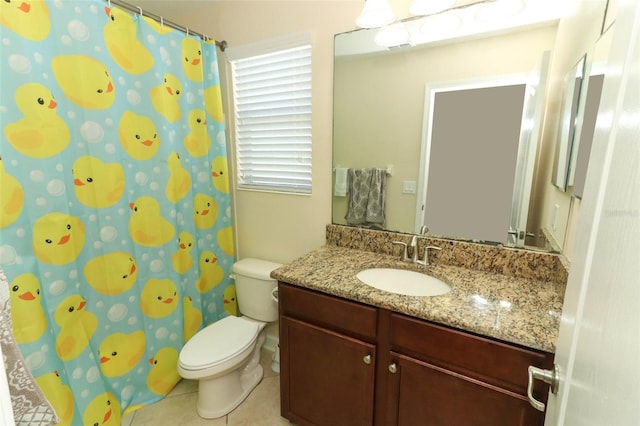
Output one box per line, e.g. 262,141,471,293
228,35,312,194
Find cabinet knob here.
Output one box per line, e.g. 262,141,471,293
363,355,372,365
388,363,397,374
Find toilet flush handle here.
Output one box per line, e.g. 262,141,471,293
271,287,279,303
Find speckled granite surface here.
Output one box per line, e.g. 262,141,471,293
326,224,569,284
271,245,565,353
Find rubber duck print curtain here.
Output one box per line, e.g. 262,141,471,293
0,0,235,424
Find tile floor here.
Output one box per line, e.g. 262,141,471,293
122,349,290,425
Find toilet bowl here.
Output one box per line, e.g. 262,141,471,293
177,258,281,419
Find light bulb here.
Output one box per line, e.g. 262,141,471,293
356,0,397,28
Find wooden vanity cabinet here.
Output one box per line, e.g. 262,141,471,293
385,313,551,426
279,282,378,426
278,282,553,426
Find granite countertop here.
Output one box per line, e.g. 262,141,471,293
271,245,564,353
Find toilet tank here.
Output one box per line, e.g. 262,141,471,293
232,258,282,322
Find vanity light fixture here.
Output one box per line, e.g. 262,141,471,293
356,0,397,28
374,23,411,48
409,0,456,16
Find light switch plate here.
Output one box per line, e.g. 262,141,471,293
402,181,417,194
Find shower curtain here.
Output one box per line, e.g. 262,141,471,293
0,1,235,424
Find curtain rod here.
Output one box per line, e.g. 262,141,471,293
106,0,228,51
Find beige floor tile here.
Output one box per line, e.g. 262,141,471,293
131,392,227,426
168,378,199,397
261,348,279,379
227,376,290,426
121,411,135,426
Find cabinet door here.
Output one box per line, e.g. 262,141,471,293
386,353,544,426
281,316,376,426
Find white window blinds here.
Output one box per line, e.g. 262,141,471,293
230,43,312,194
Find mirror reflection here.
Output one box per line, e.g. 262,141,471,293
551,54,588,191
571,25,614,199
332,8,559,249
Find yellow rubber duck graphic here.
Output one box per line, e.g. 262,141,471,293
140,278,179,318
84,252,138,296
54,295,98,361
118,110,161,160
217,226,235,257
150,73,182,123
183,296,202,342
0,156,24,229
147,347,181,395
103,6,154,75
33,212,85,265
35,372,74,426
129,196,175,247
83,392,121,426
0,0,50,41
9,273,47,344
99,330,146,377
195,250,224,294
211,156,230,194
183,109,210,157
166,152,191,203
72,156,125,208
181,37,203,82
52,55,115,109
4,82,70,158
193,193,218,229
143,15,172,34
204,85,224,123
223,285,238,316
171,231,194,275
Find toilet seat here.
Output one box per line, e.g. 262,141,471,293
179,316,261,371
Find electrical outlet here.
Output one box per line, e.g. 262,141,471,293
552,204,559,231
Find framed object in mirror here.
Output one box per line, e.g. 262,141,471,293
552,54,588,191
572,26,614,199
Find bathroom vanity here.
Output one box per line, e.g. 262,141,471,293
273,235,565,426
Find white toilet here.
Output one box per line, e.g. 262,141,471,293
177,258,281,419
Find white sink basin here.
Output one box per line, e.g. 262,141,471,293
356,268,451,296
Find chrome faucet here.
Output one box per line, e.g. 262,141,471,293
393,235,440,266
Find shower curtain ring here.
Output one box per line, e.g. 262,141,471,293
160,16,164,27
137,6,142,16
186,27,189,36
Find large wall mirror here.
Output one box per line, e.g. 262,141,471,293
332,2,562,250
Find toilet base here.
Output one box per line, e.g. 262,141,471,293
195,332,266,419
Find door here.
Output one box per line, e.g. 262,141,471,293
417,81,526,244
387,353,543,426
543,0,640,423
280,316,376,426
507,51,551,246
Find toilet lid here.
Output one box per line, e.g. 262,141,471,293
180,316,261,370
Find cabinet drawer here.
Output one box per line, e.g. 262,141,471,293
279,282,377,341
390,313,552,395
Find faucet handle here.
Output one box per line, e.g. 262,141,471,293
421,245,442,266
392,241,410,262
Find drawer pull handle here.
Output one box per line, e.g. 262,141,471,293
388,363,397,374
363,355,372,365
527,364,559,411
